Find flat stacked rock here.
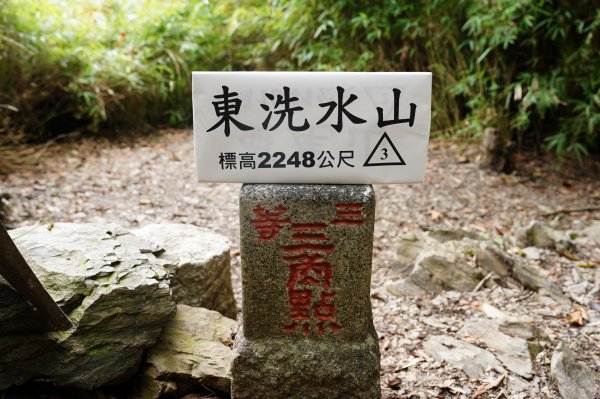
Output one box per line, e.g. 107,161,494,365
133,223,236,318
0,223,176,390
141,304,236,397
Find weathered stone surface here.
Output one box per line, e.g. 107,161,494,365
133,224,236,319
480,303,549,357
232,184,380,399
550,342,599,399
518,221,558,249
0,223,176,390
517,222,576,256
423,335,504,379
137,365,178,399
392,231,486,294
233,326,380,399
459,318,533,379
389,228,564,297
579,221,600,245
393,229,482,273
145,304,236,394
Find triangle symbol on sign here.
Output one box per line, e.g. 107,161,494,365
363,132,406,167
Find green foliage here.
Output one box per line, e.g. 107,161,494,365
0,0,598,158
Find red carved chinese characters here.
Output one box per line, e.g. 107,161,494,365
332,203,365,225
250,202,366,336
250,204,290,240
283,222,341,335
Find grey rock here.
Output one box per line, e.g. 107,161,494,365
518,222,576,256
393,234,487,294
232,184,380,399
0,223,176,390
522,246,541,260
566,282,589,296
481,303,549,343
393,229,481,273
459,318,533,379
474,245,511,277
145,304,236,394
423,335,504,379
480,303,519,323
511,256,565,300
518,222,559,249
393,230,428,274
137,365,178,399
428,228,483,243
550,342,599,399
579,222,600,245
133,224,236,319
507,375,530,396
385,278,426,297
390,228,562,296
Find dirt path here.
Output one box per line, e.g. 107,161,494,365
2,129,599,398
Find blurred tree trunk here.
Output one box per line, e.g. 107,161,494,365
479,127,515,174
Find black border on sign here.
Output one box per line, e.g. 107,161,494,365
363,132,406,167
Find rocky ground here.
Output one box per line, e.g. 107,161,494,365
1,129,600,399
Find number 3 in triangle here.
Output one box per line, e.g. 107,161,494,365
363,132,406,166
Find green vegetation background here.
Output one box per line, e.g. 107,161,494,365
1,0,599,166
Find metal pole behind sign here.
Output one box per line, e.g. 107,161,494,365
0,221,72,330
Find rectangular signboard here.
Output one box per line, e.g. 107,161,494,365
193,72,431,184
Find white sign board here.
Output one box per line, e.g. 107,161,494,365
193,72,431,184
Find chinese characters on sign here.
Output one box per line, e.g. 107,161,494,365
210,85,398,136
250,201,365,336
193,72,432,183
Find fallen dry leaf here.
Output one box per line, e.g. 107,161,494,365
470,372,506,399
557,248,578,260
566,306,589,326
430,210,442,222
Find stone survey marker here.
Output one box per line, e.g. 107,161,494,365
193,72,432,184
233,184,380,398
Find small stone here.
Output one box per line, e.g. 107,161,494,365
137,365,178,399
133,223,236,319
145,305,236,394
428,228,483,243
511,257,565,299
522,247,541,260
518,222,558,249
422,316,448,329
518,222,577,257
507,375,530,396
474,246,511,277
393,230,427,273
579,222,600,245
481,303,519,323
459,318,533,379
550,342,599,399
566,282,589,296
385,278,426,297
423,335,504,379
